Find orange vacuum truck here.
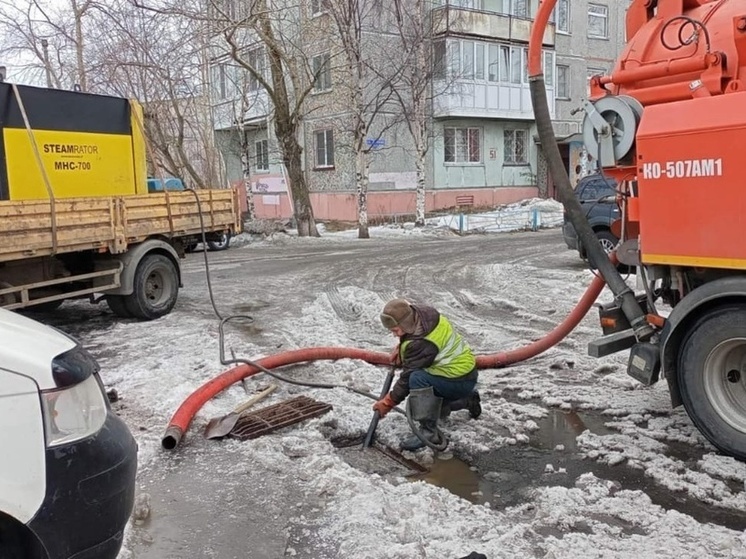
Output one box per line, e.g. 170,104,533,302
530,0,746,461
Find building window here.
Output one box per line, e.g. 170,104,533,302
315,129,334,168
311,0,329,15
556,64,570,98
462,40,474,79
588,4,608,39
543,52,554,87
255,139,269,172
444,127,481,164
433,41,446,79
312,54,331,92
212,63,228,100
510,46,522,84
550,0,570,34
504,129,528,165
501,0,527,18
247,47,265,92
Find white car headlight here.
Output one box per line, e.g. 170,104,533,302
42,374,108,447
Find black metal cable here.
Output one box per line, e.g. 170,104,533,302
185,189,400,411
660,16,711,52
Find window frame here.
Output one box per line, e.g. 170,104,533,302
255,139,269,172
503,128,529,166
587,3,609,39
310,0,329,16
444,126,482,165
556,64,570,99
315,129,335,169
550,0,570,34
247,47,265,92
312,53,332,92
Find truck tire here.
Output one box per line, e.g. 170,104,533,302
207,233,231,251
123,254,178,320
106,295,133,318
678,306,746,461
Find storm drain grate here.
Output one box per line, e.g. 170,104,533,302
229,396,333,441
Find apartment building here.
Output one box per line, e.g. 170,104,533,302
209,0,630,221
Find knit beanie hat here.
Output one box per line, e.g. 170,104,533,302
380,298,416,333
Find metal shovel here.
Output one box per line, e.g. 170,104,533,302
204,384,277,439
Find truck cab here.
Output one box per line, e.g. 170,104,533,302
0,308,137,558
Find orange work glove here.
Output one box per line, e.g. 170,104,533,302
373,394,397,418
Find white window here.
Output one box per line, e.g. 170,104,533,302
550,0,570,34
315,129,334,168
556,64,570,98
247,47,265,92
255,139,269,172
311,0,329,16
543,51,554,87
212,63,228,99
475,43,485,80
588,4,608,39
488,44,499,82
510,46,522,84
504,129,528,164
462,41,474,79
433,41,447,79
444,127,481,164
312,53,331,92
499,0,527,17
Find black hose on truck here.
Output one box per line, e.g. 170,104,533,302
527,0,653,343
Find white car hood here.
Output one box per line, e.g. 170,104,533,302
0,308,76,389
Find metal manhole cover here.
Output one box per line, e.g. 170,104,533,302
229,396,333,441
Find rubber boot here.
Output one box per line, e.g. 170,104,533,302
400,387,443,451
448,391,482,419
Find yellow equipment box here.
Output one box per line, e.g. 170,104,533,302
0,83,147,200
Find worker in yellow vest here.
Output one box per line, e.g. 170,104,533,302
373,298,481,451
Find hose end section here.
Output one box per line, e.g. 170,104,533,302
162,426,183,450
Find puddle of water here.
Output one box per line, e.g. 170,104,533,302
409,454,495,505
335,410,746,532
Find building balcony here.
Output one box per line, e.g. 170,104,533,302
432,6,555,46
211,89,271,130
433,80,555,120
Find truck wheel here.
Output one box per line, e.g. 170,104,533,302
678,307,746,461
207,233,231,251
106,295,133,318
124,254,178,320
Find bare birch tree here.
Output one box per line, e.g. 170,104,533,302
388,0,442,227
326,0,399,239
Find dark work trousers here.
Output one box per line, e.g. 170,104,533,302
408,369,476,403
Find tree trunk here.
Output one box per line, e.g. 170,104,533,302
415,129,426,227
240,129,256,220
257,0,318,236
282,135,318,236
356,149,370,238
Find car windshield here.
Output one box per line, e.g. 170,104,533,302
578,177,616,201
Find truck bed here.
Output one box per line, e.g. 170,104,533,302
0,189,241,263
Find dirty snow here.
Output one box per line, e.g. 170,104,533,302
38,197,743,558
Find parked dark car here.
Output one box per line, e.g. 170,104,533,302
562,173,620,259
